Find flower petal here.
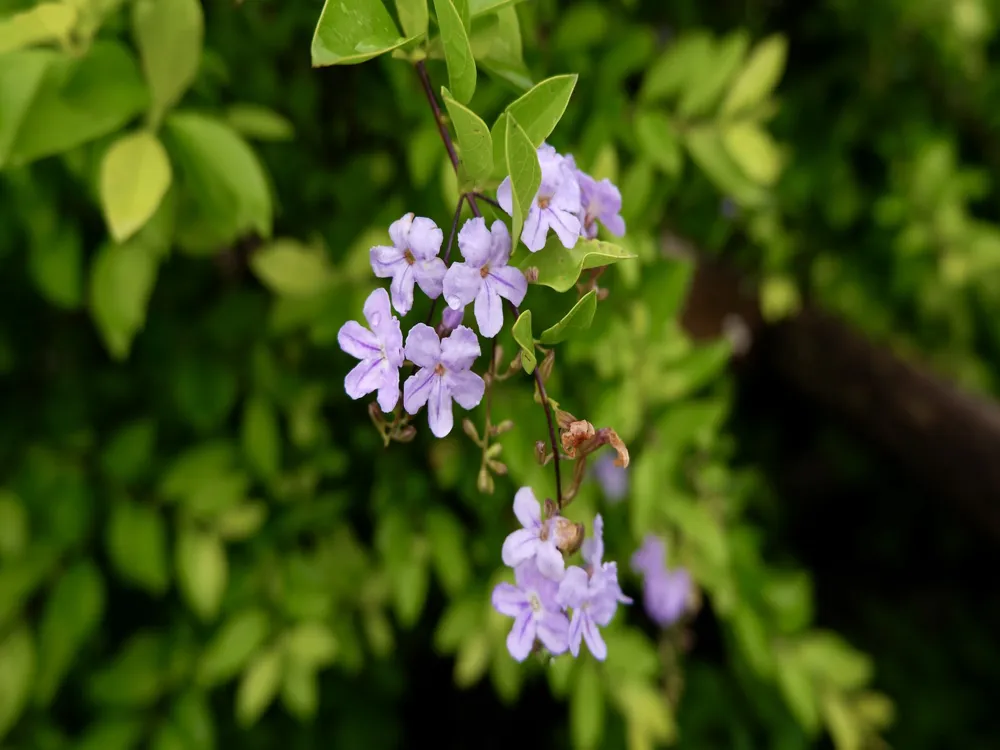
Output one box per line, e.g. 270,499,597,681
566,609,583,657
404,323,441,368
556,565,590,609
603,213,626,237
548,208,581,249
370,245,405,278
521,206,547,252
580,611,607,660
631,534,666,577
388,212,414,249
376,366,400,412
501,528,539,568
402,367,435,414
442,262,482,311
552,168,582,212
506,610,536,662
408,217,443,260
344,358,383,400
363,288,393,330
535,539,566,581
389,264,415,315
427,375,453,437
492,582,529,617
414,257,446,299
536,610,570,655
337,320,379,360
445,369,485,410
378,316,405,368
512,487,541,529
488,220,512,266
474,284,503,338
581,513,604,568
440,325,480,371
488,265,527,306
457,217,492,267
496,178,513,215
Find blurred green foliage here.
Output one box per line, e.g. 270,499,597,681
1,0,998,747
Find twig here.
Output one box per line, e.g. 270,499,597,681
473,192,503,212
425,194,466,326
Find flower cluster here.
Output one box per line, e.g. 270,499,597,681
631,534,693,628
492,488,631,661
497,144,626,252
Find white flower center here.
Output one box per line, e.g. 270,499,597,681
529,592,542,614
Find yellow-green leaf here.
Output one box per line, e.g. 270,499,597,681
311,0,410,66
722,121,783,186
0,3,77,55
634,110,682,176
241,395,280,480
677,30,749,118
683,126,769,208
442,87,493,183
225,104,294,142
394,0,428,37
176,527,227,622
236,647,282,728
100,131,172,243
492,74,577,169
132,0,203,124
106,500,169,594
250,240,334,297
721,34,788,116
640,32,713,103
511,309,536,373
197,608,271,687
571,659,605,750
504,115,540,250
539,290,598,344
434,0,476,104
516,236,635,293
89,238,161,360
0,623,35,741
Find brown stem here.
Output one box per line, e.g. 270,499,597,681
426,194,466,326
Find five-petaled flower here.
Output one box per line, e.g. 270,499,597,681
402,323,485,438
337,288,404,412
370,213,446,315
443,218,528,338
631,534,692,628
492,559,570,661
497,144,582,252
576,170,626,240
501,487,582,581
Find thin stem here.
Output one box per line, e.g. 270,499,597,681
426,194,466,326
415,60,561,505
473,192,503,211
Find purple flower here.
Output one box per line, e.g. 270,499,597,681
370,213,446,315
442,218,527,338
576,171,625,240
496,144,582,252
402,324,485,438
337,288,404,412
492,560,570,661
581,514,632,607
437,306,464,337
501,487,580,581
631,534,692,628
593,452,628,503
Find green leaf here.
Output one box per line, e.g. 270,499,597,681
393,546,430,628
425,508,470,596
683,126,769,208
504,115,540,249
454,631,490,687
454,0,470,30
101,419,157,483
603,630,660,680
33,561,104,706
165,112,272,254
88,632,167,707
721,34,787,116
442,87,493,183
0,623,35,741
0,492,27,560
493,74,578,168
241,395,281,480
5,42,147,167
0,547,59,629
76,718,144,750
176,527,228,622
132,0,203,124
469,7,530,91
197,608,271,688
0,4,77,55
776,649,821,733
510,309,536,373
89,238,161,361
722,121,783,186
634,110,682,176
281,661,318,720
160,442,238,501
311,0,410,66
394,0,428,37
796,631,873,690
100,130,173,243
250,240,335,296
236,647,283,728
225,104,295,142
106,500,169,594
214,502,268,541
539,290,598,344
640,31,713,103
284,622,338,668
434,596,483,652
469,0,527,15
571,660,605,750
169,691,215,750
0,49,52,168
433,0,476,104
28,225,82,309
760,273,800,321
516,236,635,293
614,679,675,747
677,31,749,117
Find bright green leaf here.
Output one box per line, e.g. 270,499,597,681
392,546,430,628
454,631,490,687
225,103,295,142
395,0,428,38
723,121,783,186
250,240,335,297
614,679,676,747
236,647,283,727
285,622,338,668
33,561,104,706
797,631,873,690
214,502,268,541
425,508,470,596
469,0,526,15
311,0,410,66
571,660,605,750
241,395,281,480
0,49,52,167
454,0,470,30
442,87,493,183
640,31,713,103
776,649,821,733
760,273,800,322
634,110,682,176
506,74,577,147
677,30,749,117
0,3,77,55
433,0,476,104
106,500,169,594
132,0,203,124
281,661,318,720
511,309,536,373
170,691,215,750
721,34,788,116
471,7,531,91
176,527,228,622
197,608,271,687
603,630,660,680
516,236,636,293
159,442,238,501
0,623,35,741
539,290,598,344
433,596,483,653
89,238,160,360
100,130,173,243
504,115,540,249
683,126,769,207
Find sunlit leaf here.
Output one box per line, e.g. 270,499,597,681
434,0,477,104
516,236,635,293
511,309,536,373
539,290,598,344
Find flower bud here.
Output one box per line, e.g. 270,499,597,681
538,349,555,382
393,425,417,443
534,441,547,465
486,442,503,459
477,465,495,494
462,418,480,442
438,306,464,337
551,517,584,556
492,419,515,435
487,458,507,475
